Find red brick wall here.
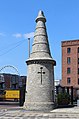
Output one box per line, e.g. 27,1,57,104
61,40,79,88
4,75,11,89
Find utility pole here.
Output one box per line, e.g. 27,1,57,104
28,38,30,58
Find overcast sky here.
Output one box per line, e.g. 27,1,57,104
0,0,79,79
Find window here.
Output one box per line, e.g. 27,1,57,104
78,47,79,53
78,58,79,64
67,48,71,53
78,78,79,85
67,78,71,84
67,68,71,74
78,68,79,74
67,57,71,64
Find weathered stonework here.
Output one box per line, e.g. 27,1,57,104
24,10,56,110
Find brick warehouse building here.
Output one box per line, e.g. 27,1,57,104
0,73,26,89
61,40,79,99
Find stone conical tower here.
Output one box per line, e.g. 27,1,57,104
25,10,56,110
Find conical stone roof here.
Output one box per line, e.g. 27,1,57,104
27,10,54,62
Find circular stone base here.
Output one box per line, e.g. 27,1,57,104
24,102,54,111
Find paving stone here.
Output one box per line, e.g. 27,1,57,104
1,106,79,118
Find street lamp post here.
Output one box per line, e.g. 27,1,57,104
28,38,30,58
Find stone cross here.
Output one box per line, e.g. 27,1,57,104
38,67,45,84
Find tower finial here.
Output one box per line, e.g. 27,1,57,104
35,10,46,23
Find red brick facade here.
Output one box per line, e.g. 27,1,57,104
0,73,26,89
61,40,79,88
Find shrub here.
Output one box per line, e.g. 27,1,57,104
57,92,70,105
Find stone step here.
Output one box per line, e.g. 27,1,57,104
0,111,79,118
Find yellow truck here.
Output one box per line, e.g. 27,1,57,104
0,87,25,106
5,90,20,99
